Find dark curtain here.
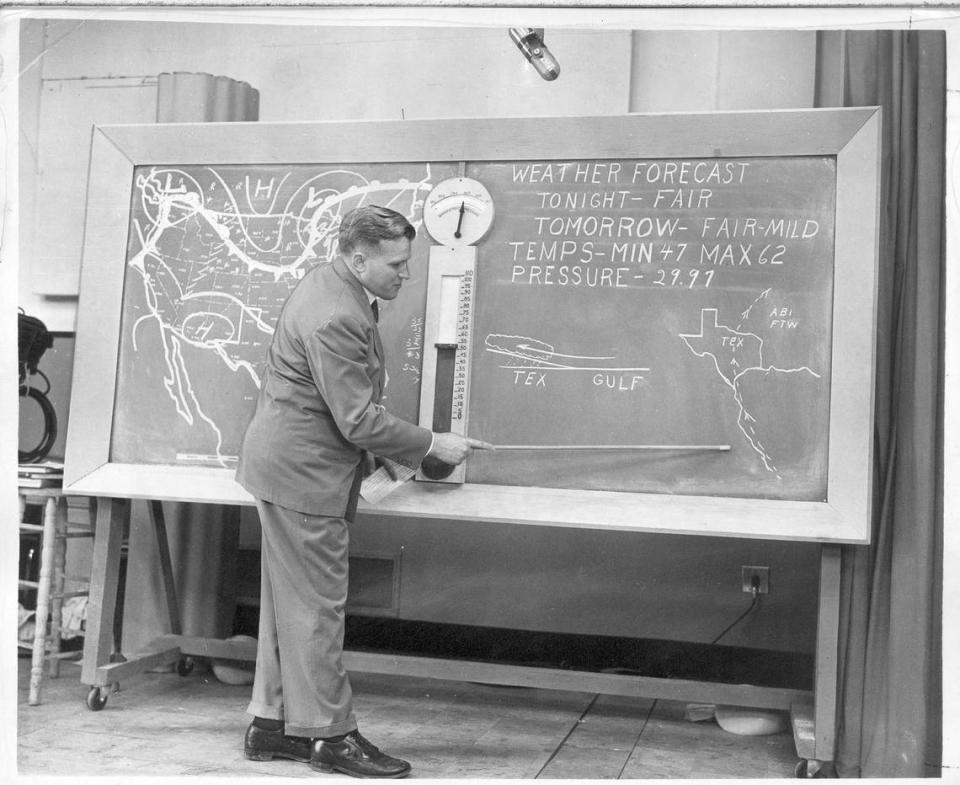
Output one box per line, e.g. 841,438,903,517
816,30,945,778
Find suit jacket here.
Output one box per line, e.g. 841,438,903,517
236,256,433,517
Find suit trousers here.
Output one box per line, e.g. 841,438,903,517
246,499,359,738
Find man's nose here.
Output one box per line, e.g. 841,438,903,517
399,262,410,279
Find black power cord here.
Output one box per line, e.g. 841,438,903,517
710,575,762,645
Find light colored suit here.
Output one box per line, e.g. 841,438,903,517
237,255,432,518
236,256,432,737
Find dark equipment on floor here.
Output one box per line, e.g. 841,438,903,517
19,309,57,463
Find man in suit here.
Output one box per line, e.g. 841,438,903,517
236,205,490,777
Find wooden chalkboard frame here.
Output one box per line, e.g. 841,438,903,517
64,109,880,543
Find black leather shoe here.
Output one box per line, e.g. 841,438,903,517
310,730,411,778
244,723,311,763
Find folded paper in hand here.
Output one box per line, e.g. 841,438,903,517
360,460,416,505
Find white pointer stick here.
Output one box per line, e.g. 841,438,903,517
492,444,731,451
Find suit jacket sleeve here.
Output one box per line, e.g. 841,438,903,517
308,311,432,469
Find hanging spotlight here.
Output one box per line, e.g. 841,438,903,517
509,27,560,81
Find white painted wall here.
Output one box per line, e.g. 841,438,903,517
629,30,816,112
36,21,631,122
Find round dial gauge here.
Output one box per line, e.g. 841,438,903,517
422,177,495,247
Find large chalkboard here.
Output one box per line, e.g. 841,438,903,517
465,157,835,501
110,162,453,467
65,112,880,542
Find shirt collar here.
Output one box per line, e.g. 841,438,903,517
335,255,377,304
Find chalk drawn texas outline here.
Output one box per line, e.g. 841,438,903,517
678,290,821,476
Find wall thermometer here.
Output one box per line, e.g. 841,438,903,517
417,177,492,483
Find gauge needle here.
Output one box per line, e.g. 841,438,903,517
454,201,465,239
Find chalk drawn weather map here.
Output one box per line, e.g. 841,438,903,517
481,287,823,480
112,163,444,468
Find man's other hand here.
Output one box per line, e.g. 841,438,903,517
427,433,494,466
363,453,399,480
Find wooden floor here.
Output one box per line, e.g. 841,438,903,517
17,656,800,779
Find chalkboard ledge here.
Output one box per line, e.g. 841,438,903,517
366,478,865,544
63,463,867,544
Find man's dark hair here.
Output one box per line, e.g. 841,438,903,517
339,205,416,255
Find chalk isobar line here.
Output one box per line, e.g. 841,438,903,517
483,333,648,373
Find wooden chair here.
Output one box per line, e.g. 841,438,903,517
18,487,94,705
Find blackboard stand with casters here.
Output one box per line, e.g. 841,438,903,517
81,498,196,711
77,492,842,776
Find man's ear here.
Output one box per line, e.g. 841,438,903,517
351,252,366,273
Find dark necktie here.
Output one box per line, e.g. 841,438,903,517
371,299,379,323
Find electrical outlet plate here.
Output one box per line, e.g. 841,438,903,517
741,566,770,594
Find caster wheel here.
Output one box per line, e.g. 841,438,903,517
176,656,195,676
86,686,108,711
795,759,833,778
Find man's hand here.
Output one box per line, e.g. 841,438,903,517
427,432,494,466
